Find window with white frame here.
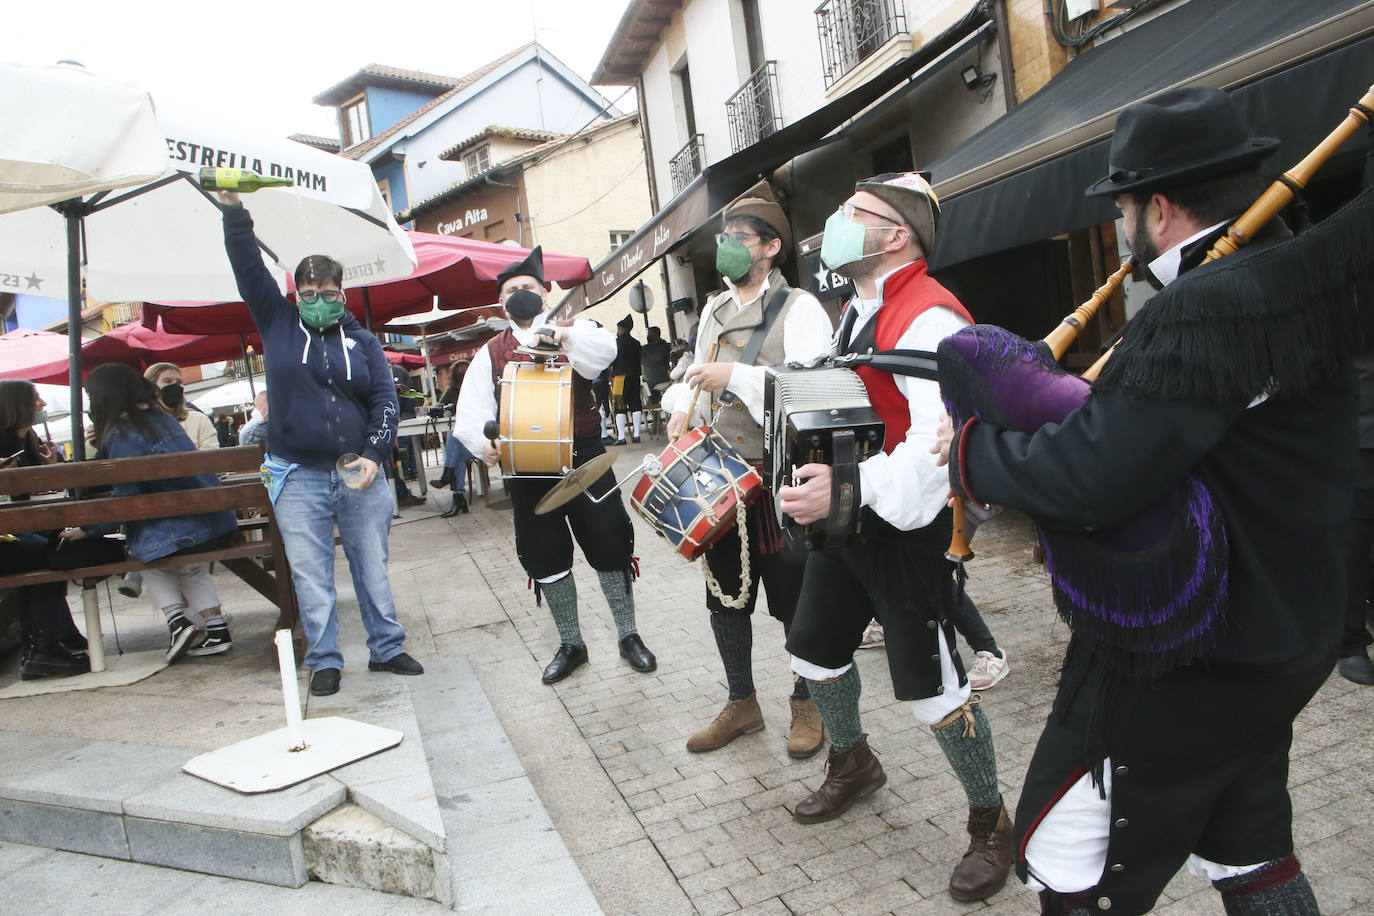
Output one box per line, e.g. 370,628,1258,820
463,145,491,178
609,230,634,253
341,95,371,149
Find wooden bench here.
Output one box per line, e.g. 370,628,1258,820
0,444,299,673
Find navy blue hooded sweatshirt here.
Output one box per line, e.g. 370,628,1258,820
221,205,398,471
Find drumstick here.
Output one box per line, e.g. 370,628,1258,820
684,340,724,429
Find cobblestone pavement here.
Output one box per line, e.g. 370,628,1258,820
421,441,1374,916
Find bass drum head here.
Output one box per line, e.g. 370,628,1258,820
499,362,574,476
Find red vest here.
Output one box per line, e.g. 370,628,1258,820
487,325,601,439
846,260,973,454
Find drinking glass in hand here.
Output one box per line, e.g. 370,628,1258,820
337,453,366,490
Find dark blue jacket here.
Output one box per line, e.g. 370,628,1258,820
221,206,399,471
89,409,237,563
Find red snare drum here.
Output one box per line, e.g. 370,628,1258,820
630,426,763,561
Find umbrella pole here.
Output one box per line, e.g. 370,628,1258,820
241,334,257,399
420,306,435,400
65,208,86,462
362,288,374,333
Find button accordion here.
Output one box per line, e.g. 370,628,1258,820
763,366,884,550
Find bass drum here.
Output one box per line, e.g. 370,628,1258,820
630,426,763,561
498,361,573,476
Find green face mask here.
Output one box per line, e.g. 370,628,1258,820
298,293,347,330
715,239,755,281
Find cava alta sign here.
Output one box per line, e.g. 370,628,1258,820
438,208,489,236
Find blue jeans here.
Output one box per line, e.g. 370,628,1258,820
444,433,475,493
273,465,407,672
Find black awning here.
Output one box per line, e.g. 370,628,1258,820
558,2,996,314
929,0,1374,269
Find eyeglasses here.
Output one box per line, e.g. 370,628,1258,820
838,203,903,226
715,231,761,245
299,290,345,304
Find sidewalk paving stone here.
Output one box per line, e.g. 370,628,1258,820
3,442,1372,913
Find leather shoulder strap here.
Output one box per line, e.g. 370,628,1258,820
738,284,792,366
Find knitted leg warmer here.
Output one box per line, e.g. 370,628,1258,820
930,701,1002,809
709,611,754,701
807,665,863,753
597,569,638,641
541,574,583,647
1214,856,1319,916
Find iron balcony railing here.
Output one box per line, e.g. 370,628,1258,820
669,134,705,195
725,61,784,154
815,0,907,89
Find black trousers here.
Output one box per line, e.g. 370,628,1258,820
785,511,962,701
1015,643,1333,914
0,535,77,639
506,437,634,580
1343,509,1374,656
702,507,805,625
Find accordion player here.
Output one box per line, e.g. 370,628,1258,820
763,365,884,549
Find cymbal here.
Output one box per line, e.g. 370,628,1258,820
534,451,619,515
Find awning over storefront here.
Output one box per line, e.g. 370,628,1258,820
557,2,996,315
928,0,1374,269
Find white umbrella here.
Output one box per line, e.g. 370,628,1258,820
0,62,167,453
33,383,89,417
0,63,166,214
0,62,416,456
191,378,258,412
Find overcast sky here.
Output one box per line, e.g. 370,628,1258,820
9,0,634,141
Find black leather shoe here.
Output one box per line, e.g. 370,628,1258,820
398,493,427,508
1338,652,1374,685
541,643,588,684
369,652,425,675
429,468,455,490
19,639,90,680
310,668,341,696
618,633,657,672
440,495,462,518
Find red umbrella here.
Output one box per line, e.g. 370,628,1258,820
0,329,74,381
384,350,427,369
19,320,261,384
143,232,593,335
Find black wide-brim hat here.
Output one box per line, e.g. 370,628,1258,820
1085,86,1279,198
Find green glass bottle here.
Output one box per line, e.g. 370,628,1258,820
198,167,295,193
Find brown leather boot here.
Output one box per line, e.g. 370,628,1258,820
792,737,886,823
948,801,1014,901
787,697,825,759
686,693,764,752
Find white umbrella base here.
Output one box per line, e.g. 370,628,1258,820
182,716,402,794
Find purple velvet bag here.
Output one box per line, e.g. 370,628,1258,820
937,324,1227,674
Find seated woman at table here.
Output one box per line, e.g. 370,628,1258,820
61,365,238,662
144,362,219,451
115,361,221,603
0,380,91,680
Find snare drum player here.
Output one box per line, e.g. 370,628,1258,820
777,173,1011,902
455,247,657,684
661,180,833,758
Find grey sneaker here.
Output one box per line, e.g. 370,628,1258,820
118,572,143,599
